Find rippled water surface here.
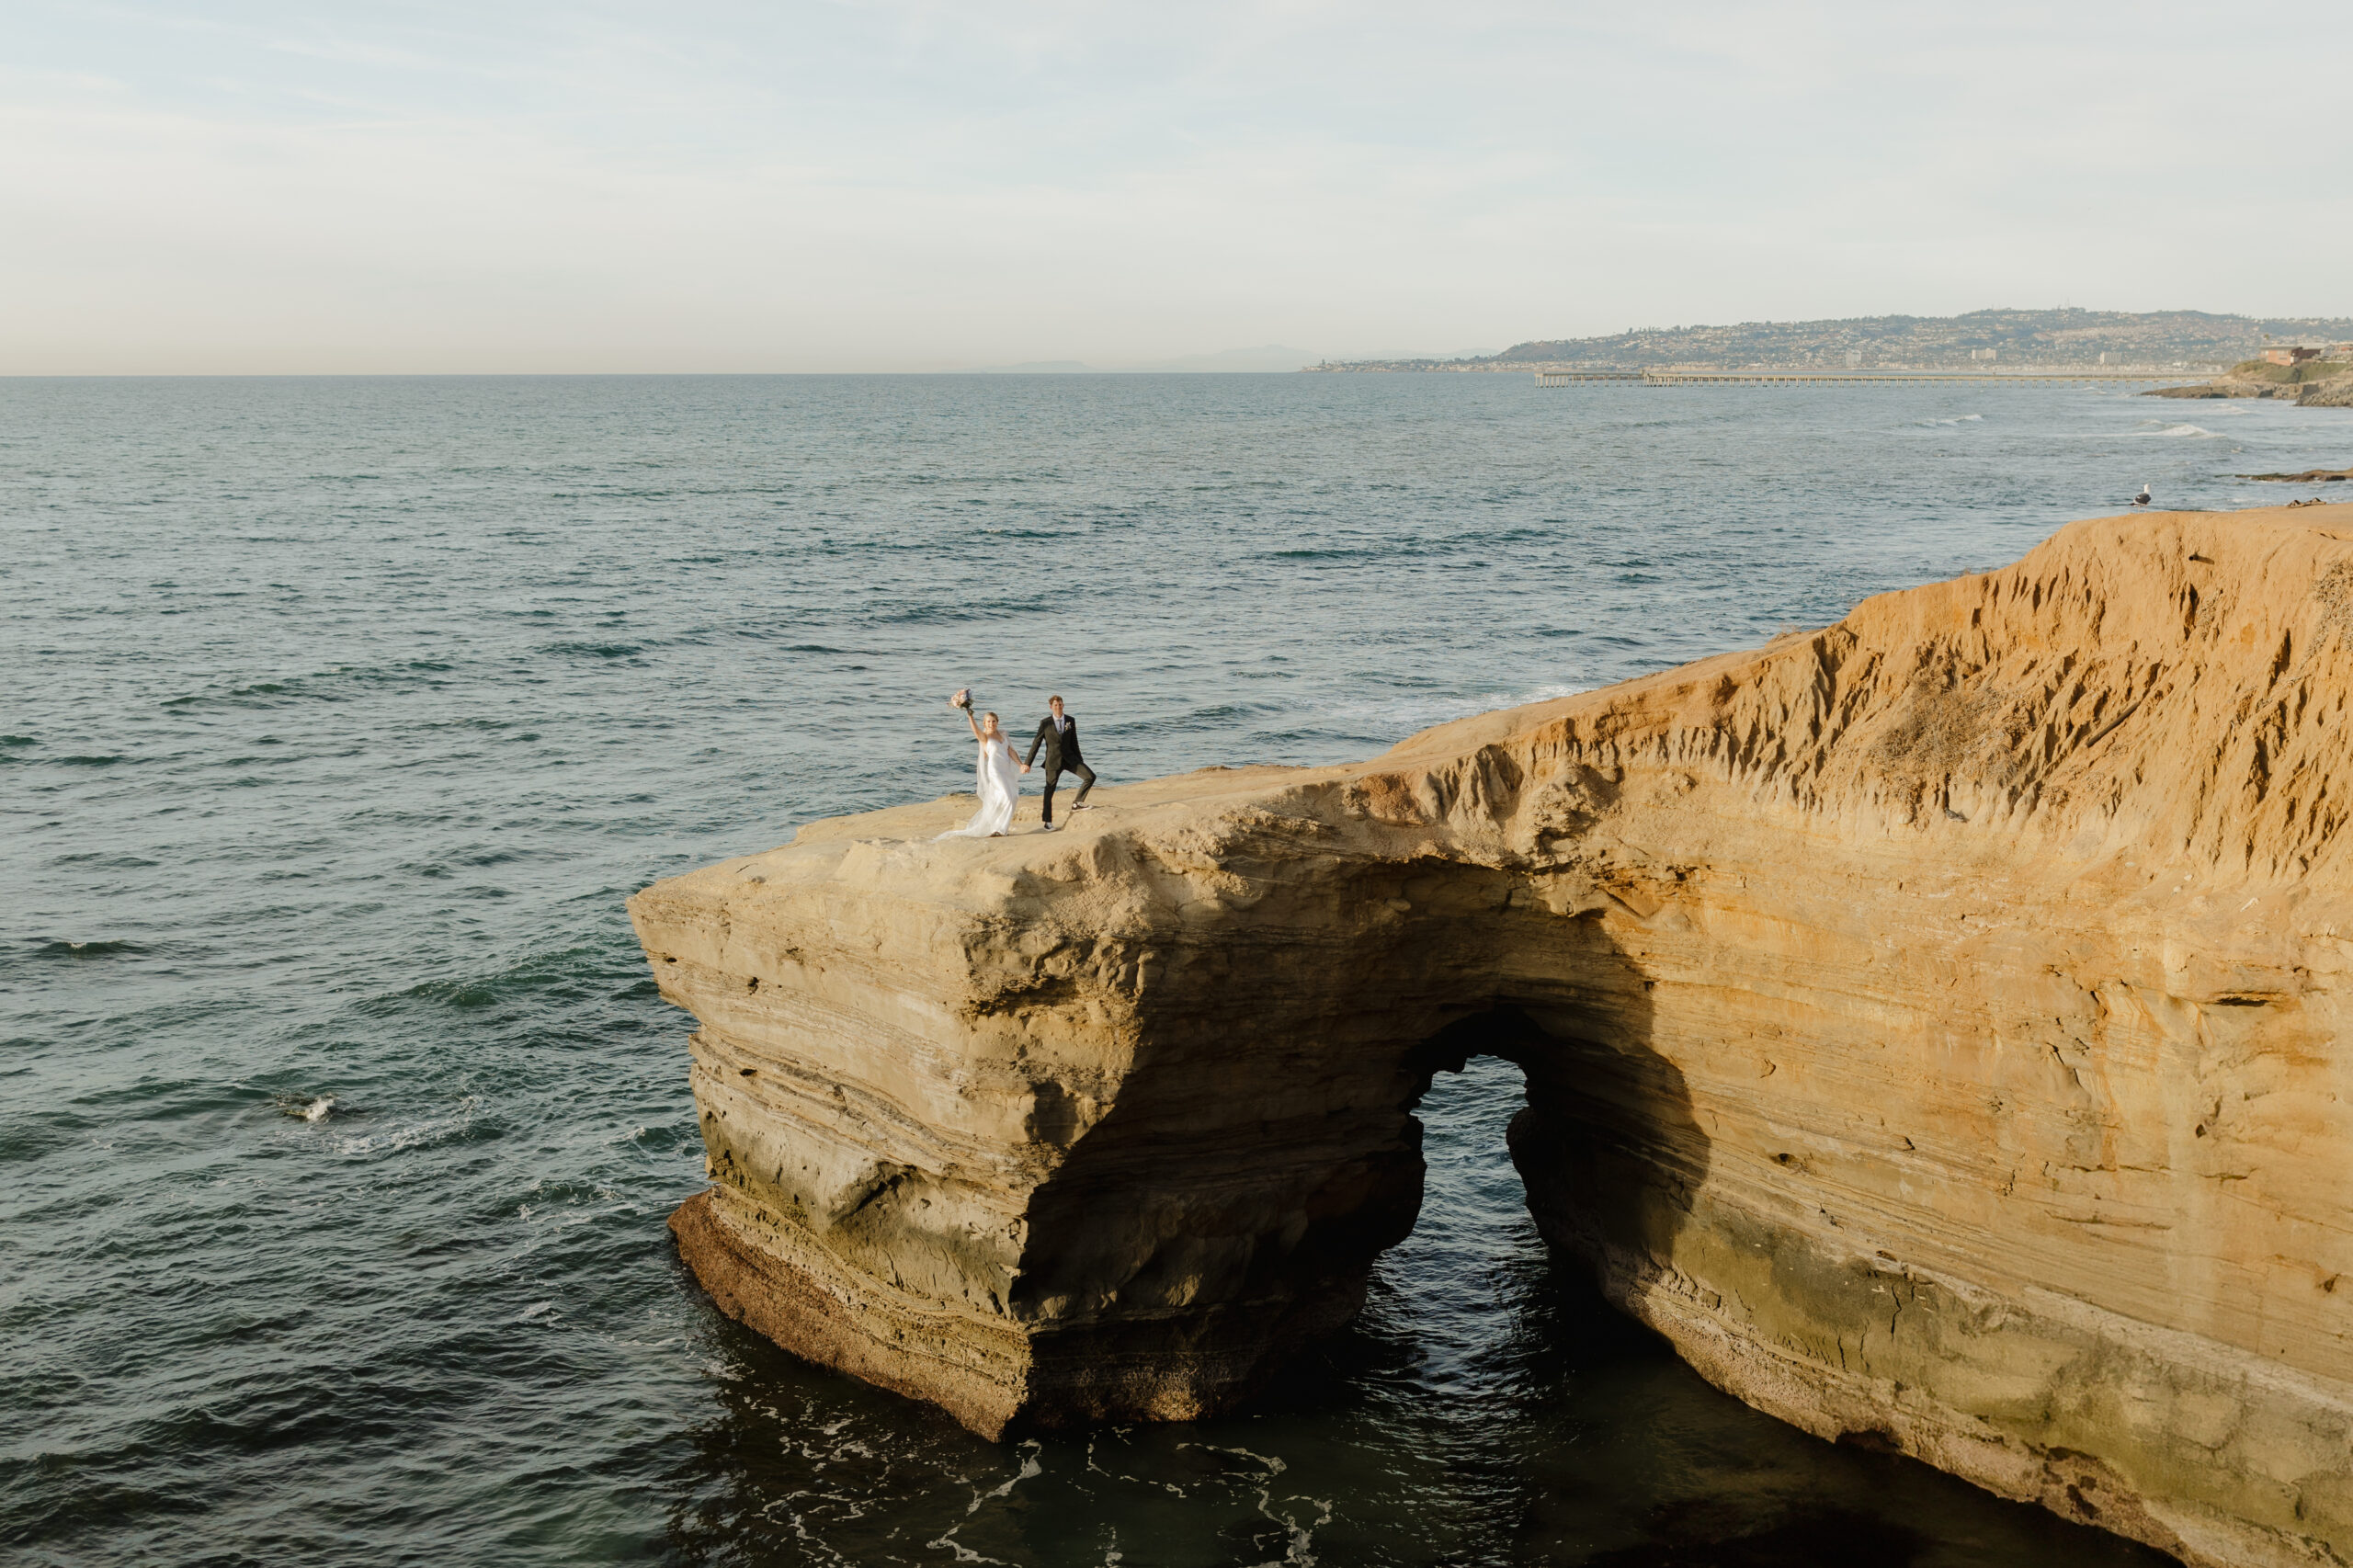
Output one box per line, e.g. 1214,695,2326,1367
9,374,2346,1565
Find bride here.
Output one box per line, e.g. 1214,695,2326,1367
937,689,1029,839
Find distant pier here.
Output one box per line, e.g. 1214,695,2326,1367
1536,369,2187,387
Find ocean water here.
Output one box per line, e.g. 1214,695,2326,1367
6,373,2347,1567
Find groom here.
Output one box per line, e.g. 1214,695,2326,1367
1025,694,1096,830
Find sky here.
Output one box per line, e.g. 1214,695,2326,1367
4,1,2349,374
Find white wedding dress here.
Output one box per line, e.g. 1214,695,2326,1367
937,732,1021,838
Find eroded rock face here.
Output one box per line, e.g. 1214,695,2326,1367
631,506,2353,1568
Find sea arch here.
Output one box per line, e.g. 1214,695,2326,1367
638,507,2353,1568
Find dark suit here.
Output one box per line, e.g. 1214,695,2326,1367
1024,714,1096,824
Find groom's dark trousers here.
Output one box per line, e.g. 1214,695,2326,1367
1025,715,1096,825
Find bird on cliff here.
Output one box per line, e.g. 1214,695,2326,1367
2132,483,2152,507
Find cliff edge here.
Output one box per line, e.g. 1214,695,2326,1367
631,504,2353,1568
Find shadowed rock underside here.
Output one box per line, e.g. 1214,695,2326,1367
631,506,2353,1568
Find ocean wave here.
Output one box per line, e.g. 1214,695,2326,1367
324,1094,482,1159
27,937,147,960
160,662,457,710
1262,546,1393,562
1915,415,1984,426
357,945,625,1015
1177,700,1291,726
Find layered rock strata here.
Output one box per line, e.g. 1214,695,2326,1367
632,505,2353,1568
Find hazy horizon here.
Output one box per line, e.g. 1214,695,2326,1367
6,1,2348,376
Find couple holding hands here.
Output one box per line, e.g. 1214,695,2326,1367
938,690,1097,838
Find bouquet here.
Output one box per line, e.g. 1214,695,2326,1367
950,687,972,710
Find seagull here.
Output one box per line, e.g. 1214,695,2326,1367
2132,483,2152,507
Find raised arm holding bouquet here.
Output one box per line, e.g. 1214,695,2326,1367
937,689,1026,839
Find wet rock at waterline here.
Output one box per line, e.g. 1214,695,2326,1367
631,504,2353,1568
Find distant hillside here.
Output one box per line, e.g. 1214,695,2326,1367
1312,309,2353,372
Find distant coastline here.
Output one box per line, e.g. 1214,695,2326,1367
1307,307,2353,376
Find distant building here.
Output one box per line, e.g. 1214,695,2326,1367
1970,347,1997,361
2264,347,2321,366
1845,349,1862,368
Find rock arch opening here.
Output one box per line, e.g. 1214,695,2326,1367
988,903,1701,1437
1399,994,1705,1367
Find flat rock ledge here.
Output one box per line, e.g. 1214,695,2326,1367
632,505,2353,1568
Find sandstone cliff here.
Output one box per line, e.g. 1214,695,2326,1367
631,504,2353,1568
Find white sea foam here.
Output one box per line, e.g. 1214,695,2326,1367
1179,1445,1330,1567
1915,414,1984,426
967,1440,1043,1514
921,1440,1043,1563
325,1096,476,1158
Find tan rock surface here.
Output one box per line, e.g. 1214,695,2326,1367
631,504,2353,1568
